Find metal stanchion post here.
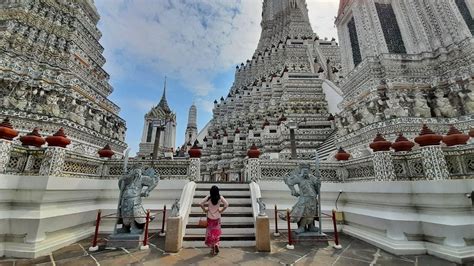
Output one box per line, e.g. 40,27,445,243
159,205,167,236
286,208,294,249
332,209,342,249
89,210,101,251
141,210,150,250
273,205,280,236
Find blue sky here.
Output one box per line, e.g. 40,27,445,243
95,0,339,156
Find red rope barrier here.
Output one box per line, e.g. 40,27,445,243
143,210,150,247
160,205,166,236
89,210,101,251
286,209,294,249
332,209,342,249
274,204,280,236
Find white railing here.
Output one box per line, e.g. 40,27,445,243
178,181,197,236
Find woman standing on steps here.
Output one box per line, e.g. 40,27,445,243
200,185,229,255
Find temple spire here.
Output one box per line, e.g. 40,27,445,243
256,0,313,53
158,76,171,113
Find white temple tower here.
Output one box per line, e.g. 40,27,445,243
0,0,127,155
184,103,198,149
137,80,177,158
332,0,474,158
198,0,344,181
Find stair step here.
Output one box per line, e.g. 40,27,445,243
191,203,252,207
182,240,256,248
195,188,249,191
185,227,255,235
195,183,249,189
183,235,255,242
192,198,251,204
191,206,252,213
194,191,250,197
188,216,254,223
189,213,253,218
193,195,250,199
186,223,254,229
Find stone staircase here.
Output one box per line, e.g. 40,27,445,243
183,182,256,247
317,129,337,161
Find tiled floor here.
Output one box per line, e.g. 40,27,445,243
0,233,467,265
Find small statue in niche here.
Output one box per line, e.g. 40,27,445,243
335,115,348,136
409,90,431,118
358,103,376,125
36,91,61,117
279,163,321,234
346,111,361,132
3,82,29,110
68,99,86,126
86,109,103,132
116,164,160,234
433,89,457,118
458,88,474,114
383,91,408,119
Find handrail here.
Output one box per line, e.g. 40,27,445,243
249,181,261,221
178,181,197,234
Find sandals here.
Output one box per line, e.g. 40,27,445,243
210,245,219,256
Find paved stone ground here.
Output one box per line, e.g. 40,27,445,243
0,233,468,265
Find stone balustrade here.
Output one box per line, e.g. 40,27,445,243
0,140,190,179
1,139,473,182
255,143,474,182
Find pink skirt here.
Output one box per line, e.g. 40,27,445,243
205,218,221,247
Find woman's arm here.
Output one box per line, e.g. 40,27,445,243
199,196,209,212
219,196,229,213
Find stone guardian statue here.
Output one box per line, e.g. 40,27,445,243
279,162,321,234
116,164,160,234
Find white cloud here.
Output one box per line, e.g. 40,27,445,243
97,0,338,99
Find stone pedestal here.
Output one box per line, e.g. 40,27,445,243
164,217,183,253
255,216,271,252
39,147,66,176
107,234,143,249
0,140,13,173
188,158,201,181
420,146,449,180
373,151,396,181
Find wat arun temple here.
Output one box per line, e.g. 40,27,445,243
0,0,473,264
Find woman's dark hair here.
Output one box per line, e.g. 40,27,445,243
209,185,220,205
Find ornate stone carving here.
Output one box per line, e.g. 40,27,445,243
247,158,261,183
409,90,431,118
373,151,396,181
420,146,449,180
433,89,457,118
188,158,201,181
0,140,13,174
68,99,86,126
2,82,29,110
39,147,67,176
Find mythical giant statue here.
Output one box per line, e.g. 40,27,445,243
116,164,160,234
280,162,321,234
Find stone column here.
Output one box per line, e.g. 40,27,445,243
188,158,201,181
372,151,396,181
0,139,13,174
420,146,449,180
256,216,271,252
247,158,261,183
39,147,67,176
164,216,182,253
